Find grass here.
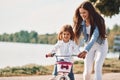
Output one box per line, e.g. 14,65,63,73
44,58,120,74
103,58,120,73
0,58,119,77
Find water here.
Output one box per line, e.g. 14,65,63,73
0,42,119,68
0,42,55,68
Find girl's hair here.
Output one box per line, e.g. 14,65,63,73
73,1,106,43
58,24,74,40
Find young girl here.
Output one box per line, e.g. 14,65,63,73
46,24,80,80
73,1,108,80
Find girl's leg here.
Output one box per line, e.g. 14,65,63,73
94,40,108,80
83,47,96,80
52,64,57,76
49,64,57,80
68,66,75,80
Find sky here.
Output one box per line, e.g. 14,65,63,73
0,0,120,34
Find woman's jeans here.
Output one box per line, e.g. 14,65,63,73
83,39,108,80
53,64,75,80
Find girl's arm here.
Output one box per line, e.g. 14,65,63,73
50,41,60,54
73,42,81,55
46,41,60,57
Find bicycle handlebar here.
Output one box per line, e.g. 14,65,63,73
46,53,78,58
54,55,78,57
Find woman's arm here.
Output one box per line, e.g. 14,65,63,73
84,26,99,52
78,27,99,58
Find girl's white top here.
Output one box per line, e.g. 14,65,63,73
50,40,80,63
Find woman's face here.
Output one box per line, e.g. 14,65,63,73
62,31,71,43
79,8,89,21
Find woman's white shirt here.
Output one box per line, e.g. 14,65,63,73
86,25,91,35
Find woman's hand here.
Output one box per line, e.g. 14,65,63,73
78,51,87,59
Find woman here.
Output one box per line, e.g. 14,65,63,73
73,1,108,80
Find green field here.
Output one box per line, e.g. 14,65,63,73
0,58,120,77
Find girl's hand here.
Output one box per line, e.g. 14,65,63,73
46,53,53,57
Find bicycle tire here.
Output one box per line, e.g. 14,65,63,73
57,75,70,80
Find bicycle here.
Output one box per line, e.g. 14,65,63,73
46,53,78,80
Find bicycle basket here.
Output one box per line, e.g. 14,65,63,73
57,61,72,73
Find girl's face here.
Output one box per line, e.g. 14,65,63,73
79,8,89,21
62,31,71,43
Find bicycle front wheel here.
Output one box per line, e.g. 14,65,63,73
57,75,70,80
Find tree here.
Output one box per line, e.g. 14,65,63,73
89,0,120,17
112,24,120,32
18,30,29,43
29,31,38,43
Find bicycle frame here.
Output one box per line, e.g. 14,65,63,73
46,53,78,80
